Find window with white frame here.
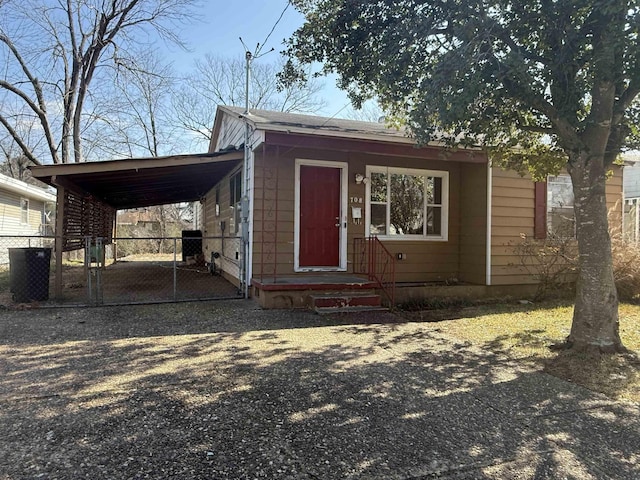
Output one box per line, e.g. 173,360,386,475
20,198,29,224
229,170,242,234
367,166,448,240
42,202,55,235
547,174,575,237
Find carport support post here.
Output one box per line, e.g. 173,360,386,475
54,185,65,299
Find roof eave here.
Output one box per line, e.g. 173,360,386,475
30,151,242,183
0,174,56,202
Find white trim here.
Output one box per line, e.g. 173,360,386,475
629,197,640,245
635,198,640,245
364,165,449,241
486,162,493,286
546,174,576,237
0,173,55,203
294,158,348,272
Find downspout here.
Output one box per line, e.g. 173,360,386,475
486,160,493,286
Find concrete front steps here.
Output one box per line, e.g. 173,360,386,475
310,293,387,315
251,275,384,309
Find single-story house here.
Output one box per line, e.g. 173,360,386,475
28,106,623,308
201,106,623,308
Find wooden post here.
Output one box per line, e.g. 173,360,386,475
54,185,65,299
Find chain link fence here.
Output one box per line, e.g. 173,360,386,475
0,235,242,306
0,236,55,305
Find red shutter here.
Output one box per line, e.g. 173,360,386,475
534,181,547,239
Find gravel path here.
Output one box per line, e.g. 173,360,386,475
0,300,638,479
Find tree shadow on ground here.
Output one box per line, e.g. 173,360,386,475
439,325,640,403
0,303,638,479
0,299,409,345
0,299,572,346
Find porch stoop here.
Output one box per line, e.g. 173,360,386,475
310,293,387,315
251,275,384,310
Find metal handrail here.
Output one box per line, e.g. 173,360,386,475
354,236,396,307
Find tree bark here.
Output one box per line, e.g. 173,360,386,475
567,154,624,353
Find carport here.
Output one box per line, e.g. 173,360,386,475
30,150,243,299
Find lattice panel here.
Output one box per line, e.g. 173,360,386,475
62,190,115,252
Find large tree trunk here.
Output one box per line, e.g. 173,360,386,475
567,154,624,353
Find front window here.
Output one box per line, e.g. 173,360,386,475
367,166,448,240
547,175,575,237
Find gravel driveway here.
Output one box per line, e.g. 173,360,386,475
1,300,638,479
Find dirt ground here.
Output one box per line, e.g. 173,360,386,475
0,258,240,307
0,300,638,480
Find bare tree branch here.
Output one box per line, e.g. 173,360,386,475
174,54,327,149
0,114,42,165
0,0,196,163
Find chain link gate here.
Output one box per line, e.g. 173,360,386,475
85,237,104,305
0,235,242,307
83,236,241,306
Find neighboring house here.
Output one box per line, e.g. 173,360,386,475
201,106,623,307
117,209,167,232
0,172,56,266
0,173,56,237
623,155,640,242
117,204,195,235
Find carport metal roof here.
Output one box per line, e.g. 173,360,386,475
30,150,243,210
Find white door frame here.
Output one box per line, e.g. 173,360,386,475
294,158,348,272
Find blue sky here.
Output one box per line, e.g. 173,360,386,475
165,0,352,116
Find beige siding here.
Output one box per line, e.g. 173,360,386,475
458,163,488,284
490,165,624,286
252,151,295,278
490,168,531,285
251,146,480,284
0,189,48,236
201,166,243,281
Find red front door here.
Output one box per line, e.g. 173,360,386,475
299,165,341,268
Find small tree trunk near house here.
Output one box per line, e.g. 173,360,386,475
567,154,624,353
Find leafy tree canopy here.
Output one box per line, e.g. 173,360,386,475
283,0,640,179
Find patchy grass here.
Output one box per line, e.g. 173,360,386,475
424,301,640,403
